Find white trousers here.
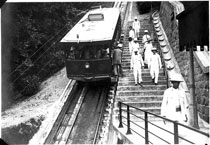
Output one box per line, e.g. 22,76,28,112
133,67,142,84
150,67,159,83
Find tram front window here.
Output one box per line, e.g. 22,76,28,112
67,44,111,60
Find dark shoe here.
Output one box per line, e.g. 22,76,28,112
138,83,143,87
152,78,155,83
155,83,158,85
135,84,137,86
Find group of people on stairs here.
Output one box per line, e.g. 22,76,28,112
129,17,162,86
113,15,189,128
128,16,189,125
112,14,189,132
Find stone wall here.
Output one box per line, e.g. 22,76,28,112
159,2,209,123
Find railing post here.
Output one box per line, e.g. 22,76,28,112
145,112,149,144
126,105,132,134
174,121,179,144
118,102,123,128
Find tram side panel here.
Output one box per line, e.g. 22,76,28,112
65,58,112,81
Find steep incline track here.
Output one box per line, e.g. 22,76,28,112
45,83,109,144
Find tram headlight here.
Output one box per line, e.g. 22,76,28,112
85,62,90,69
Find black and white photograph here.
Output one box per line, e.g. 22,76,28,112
1,1,209,144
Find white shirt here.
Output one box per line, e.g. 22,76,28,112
142,34,151,44
129,40,135,55
132,42,140,54
129,29,135,39
131,52,144,69
161,87,188,122
148,53,162,69
132,21,140,32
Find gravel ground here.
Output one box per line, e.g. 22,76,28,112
1,67,69,144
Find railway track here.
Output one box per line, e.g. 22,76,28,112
43,82,109,144
29,81,111,144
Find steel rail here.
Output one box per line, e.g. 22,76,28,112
57,86,88,144
92,86,109,144
28,79,76,145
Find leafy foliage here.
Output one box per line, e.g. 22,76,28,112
2,2,114,109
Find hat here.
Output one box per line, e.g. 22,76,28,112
169,73,183,82
144,30,148,33
151,47,157,51
117,43,123,48
134,16,138,19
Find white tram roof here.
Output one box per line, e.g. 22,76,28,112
60,7,120,43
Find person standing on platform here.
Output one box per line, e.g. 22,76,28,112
144,38,153,67
161,73,188,124
132,17,141,39
148,47,162,85
131,47,144,87
113,43,123,77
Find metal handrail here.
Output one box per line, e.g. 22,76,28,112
118,102,209,144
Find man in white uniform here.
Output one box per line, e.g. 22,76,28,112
129,26,135,40
144,38,153,67
161,73,188,123
131,47,144,87
130,38,141,69
142,30,151,47
132,17,140,39
148,47,162,85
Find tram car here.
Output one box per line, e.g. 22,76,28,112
60,6,121,82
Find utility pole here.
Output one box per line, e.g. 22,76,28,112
189,47,199,129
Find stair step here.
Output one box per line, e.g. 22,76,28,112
122,69,164,73
122,67,165,73
116,95,163,102
125,101,162,108
117,85,167,91
116,90,164,96
122,62,163,67
113,114,162,122
121,72,165,77
118,80,167,86
119,76,166,82
114,106,161,114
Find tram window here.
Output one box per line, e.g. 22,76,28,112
80,46,94,59
67,46,75,60
96,48,102,59
67,46,80,60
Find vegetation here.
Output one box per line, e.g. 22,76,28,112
2,2,114,110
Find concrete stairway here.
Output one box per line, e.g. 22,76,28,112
113,15,167,123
